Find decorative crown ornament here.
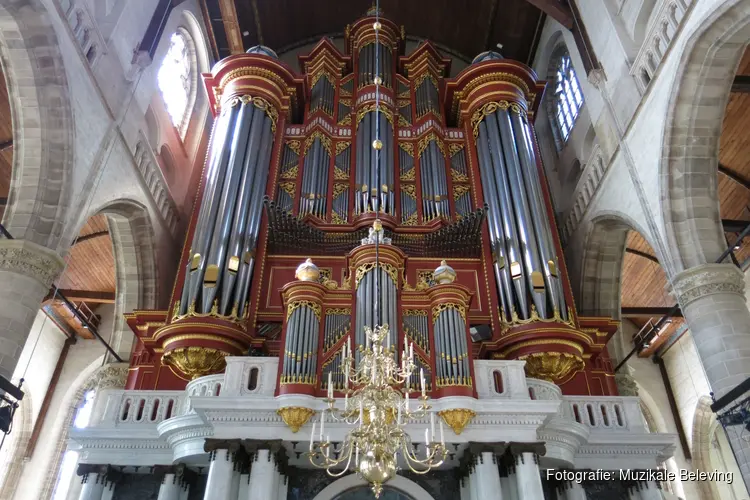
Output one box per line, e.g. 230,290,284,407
433,260,457,284
295,258,320,282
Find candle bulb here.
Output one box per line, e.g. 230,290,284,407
424,428,430,446
410,343,414,361
430,412,435,440
405,392,410,411
359,401,364,423
328,373,333,399
310,422,316,451
397,404,402,424
420,368,425,395
347,338,352,358
325,436,330,457
320,412,325,440
440,420,445,446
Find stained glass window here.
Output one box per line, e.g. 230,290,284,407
552,50,584,142
158,32,192,130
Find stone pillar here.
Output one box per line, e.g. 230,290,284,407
673,263,750,489
634,481,663,500
564,481,587,500
460,474,471,500
158,473,181,500
468,467,479,500
474,452,503,499
203,440,242,500
248,449,276,500
513,453,544,500
0,239,63,379
238,474,250,500
277,473,288,500
100,481,115,500
77,469,107,500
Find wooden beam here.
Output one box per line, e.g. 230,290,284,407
73,230,109,246
523,0,573,29
46,289,116,304
732,74,750,93
25,336,75,459
722,218,750,233
218,0,244,54
483,0,501,51
0,140,12,152
250,0,264,46
622,307,683,318
0,197,7,206
624,247,659,264
719,163,750,191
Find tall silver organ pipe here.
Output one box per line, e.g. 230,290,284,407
475,107,567,320
355,266,397,361
310,76,335,116
415,76,439,118
358,43,392,88
299,137,331,218
419,139,449,221
354,111,394,215
281,303,320,384
180,99,275,316
433,306,470,386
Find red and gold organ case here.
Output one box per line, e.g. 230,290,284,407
125,9,619,398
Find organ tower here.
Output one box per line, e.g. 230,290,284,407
125,8,619,398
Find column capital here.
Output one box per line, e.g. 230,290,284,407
204,438,243,454
0,238,64,287
0,239,65,288
672,263,744,307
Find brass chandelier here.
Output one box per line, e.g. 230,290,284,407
307,325,447,497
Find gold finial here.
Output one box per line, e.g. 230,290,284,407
372,139,383,150
373,219,383,232
373,21,382,31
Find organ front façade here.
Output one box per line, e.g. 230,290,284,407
125,7,619,399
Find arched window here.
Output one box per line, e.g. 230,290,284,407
549,47,584,143
157,31,195,138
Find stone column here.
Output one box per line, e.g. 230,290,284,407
468,467,479,500
277,473,288,500
513,453,544,500
204,440,242,500
459,474,471,500
248,449,276,500
77,465,108,500
238,474,250,500
100,480,115,500
0,239,63,379
634,481,663,500
474,452,503,499
564,481,587,500
158,473,181,500
673,263,750,489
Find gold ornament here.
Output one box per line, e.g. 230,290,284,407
438,409,476,435
277,407,316,433
520,352,585,383
162,347,228,380
295,258,321,282
373,21,382,30
372,139,383,150
373,76,382,85
433,260,457,284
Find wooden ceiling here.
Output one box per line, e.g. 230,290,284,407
203,0,563,64
0,67,12,221
623,47,750,357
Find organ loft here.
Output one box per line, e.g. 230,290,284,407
71,7,675,500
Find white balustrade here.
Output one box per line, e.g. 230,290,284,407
473,360,529,399
562,396,645,432
116,391,184,425
221,357,279,397
526,378,563,401
630,0,694,92
57,0,106,66
133,137,180,237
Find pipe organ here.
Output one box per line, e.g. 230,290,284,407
125,9,620,400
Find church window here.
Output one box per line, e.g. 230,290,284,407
551,49,584,142
158,31,193,136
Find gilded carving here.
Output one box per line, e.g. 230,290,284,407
448,143,465,157
355,262,399,288
432,303,466,322
417,133,445,158
438,409,476,435
162,347,228,380
335,141,351,156
356,104,394,126
287,300,322,320
304,130,333,156
520,352,585,384
277,407,316,433
470,100,525,138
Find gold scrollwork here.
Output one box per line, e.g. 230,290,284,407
500,305,576,330
453,184,471,200
335,141,351,156
433,303,467,323
401,212,418,226
398,115,410,128
326,308,352,316
470,100,526,138
304,130,333,156
355,262,399,288
451,169,470,183
414,73,439,89
162,347,228,380
218,67,298,105
356,104,394,127
403,309,428,316
225,95,280,133
400,168,416,182
331,212,347,225
172,299,245,328
338,114,352,126
334,167,349,181
280,165,298,180
278,181,296,197
417,132,445,158
333,183,349,197
399,142,414,156
286,140,301,155
310,70,335,89
448,143,465,157
452,72,531,115
287,300,322,320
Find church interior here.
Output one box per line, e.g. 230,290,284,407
0,0,749,499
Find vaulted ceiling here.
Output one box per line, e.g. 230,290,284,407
201,0,573,64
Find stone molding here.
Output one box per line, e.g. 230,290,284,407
0,239,65,287
671,263,745,307
614,373,639,397
85,363,129,392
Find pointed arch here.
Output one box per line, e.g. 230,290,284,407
0,0,74,249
